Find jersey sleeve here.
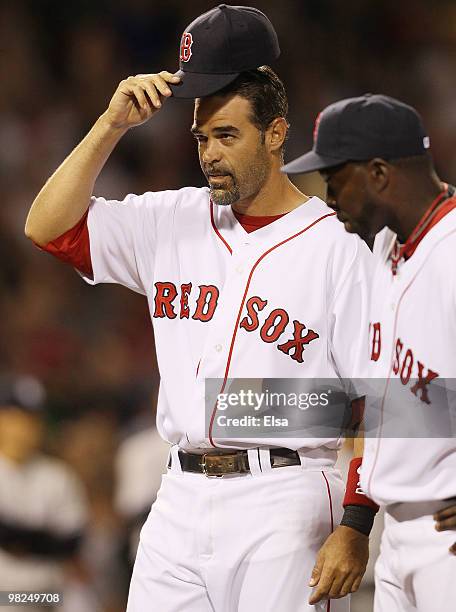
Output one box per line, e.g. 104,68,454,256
40,187,201,294
328,236,373,385
83,189,184,295
81,192,154,295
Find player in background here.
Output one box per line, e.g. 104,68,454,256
25,6,378,611
282,93,456,611
0,376,92,611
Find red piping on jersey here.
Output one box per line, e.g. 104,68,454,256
321,471,334,532
389,187,456,274
321,471,334,612
366,226,456,497
210,201,232,254
208,212,336,446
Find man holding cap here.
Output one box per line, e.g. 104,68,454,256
26,5,374,610
283,94,456,611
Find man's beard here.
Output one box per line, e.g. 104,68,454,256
209,175,240,206
204,147,270,207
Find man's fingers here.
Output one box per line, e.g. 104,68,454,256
434,502,456,530
308,556,324,587
140,82,161,108
435,516,456,531
336,573,359,599
119,79,158,110
327,573,349,599
124,74,174,105
309,568,335,605
350,575,363,593
105,71,179,130
327,568,363,600
151,76,173,98
159,70,181,82
434,504,456,521
130,85,151,112
141,83,163,108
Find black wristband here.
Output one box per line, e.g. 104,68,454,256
340,504,377,536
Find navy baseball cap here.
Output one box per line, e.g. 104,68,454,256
170,4,280,99
282,94,430,174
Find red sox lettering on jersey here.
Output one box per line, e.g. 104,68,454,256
369,321,439,404
153,282,219,322
154,282,320,363
360,201,456,510
80,188,372,451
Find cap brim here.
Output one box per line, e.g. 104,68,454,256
281,150,347,174
170,70,240,99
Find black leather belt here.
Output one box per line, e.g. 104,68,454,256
169,447,301,477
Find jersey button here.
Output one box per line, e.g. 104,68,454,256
215,344,222,352
236,265,244,274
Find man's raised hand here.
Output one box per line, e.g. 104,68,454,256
104,72,181,130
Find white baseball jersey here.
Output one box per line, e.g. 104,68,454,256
361,211,456,505
83,187,372,452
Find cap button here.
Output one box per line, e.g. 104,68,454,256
218,4,227,9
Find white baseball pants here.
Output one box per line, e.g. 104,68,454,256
126,447,350,612
374,503,456,611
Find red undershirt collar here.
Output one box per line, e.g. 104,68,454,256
232,209,288,233
389,184,456,275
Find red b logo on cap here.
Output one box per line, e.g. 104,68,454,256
180,32,193,63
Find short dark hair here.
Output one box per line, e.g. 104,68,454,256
215,65,289,146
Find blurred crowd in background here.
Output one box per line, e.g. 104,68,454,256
1,0,456,610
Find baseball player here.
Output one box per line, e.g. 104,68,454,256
25,6,377,611
282,93,456,611
0,376,89,611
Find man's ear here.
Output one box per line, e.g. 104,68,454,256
367,158,390,193
266,117,288,153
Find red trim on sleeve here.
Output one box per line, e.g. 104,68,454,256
343,457,379,510
38,211,93,277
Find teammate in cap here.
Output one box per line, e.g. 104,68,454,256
25,6,376,611
283,93,456,611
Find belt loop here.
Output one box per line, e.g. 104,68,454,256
259,448,272,473
169,445,183,473
247,448,262,476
